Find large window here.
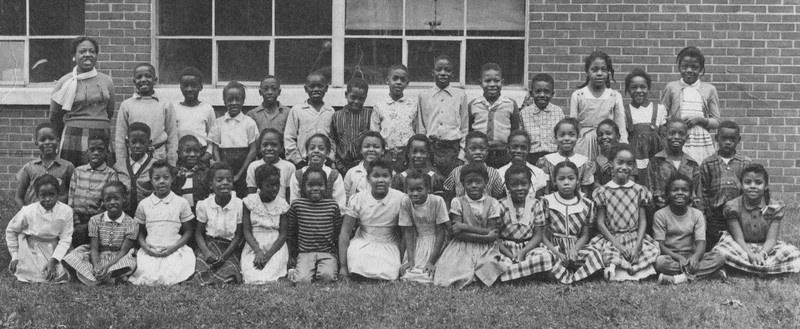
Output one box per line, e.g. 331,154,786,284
157,0,526,87
0,0,85,85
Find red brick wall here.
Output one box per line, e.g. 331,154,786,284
528,0,800,196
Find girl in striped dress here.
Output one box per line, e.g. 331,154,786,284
589,145,659,281
391,134,446,197
661,46,720,164
712,164,800,275
539,161,604,284
63,181,138,285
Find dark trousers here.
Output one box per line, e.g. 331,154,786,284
705,205,728,251
72,213,94,247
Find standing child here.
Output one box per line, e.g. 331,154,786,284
246,128,296,199
339,159,404,281
285,72,335,168
712,164,800,275
654,174,726,284
16,122,74,208
115,63,178,166
344,131,387,203
537,161,604,284
536,118,594,197
330,78,372,176
398,172,449,284
113,122,154,216
624,68,666,171
208,81,259,198
444,131,506,204
643,119,701,210
589,145,659,281
242,164,291,284
371,64,418,173
286,166,343,283
593,119,637,186
468,63,520,168
129,160,196,286
191,162,244,285
418,55,469,176
497,131,548,198
520,73,564,166
391,134,446,197
247,75,291,135
661,46,720,164
6,175,73,283
173,67,215,165
289,134,346,209
569,51,627,160
496,164,552,283
172,135,210,212
62,181,138,285
434,163,506,288
68,131,117,247
700,121,751,250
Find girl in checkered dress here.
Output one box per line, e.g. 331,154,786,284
711,164,800,275
589,144,659,281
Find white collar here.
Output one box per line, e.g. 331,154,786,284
130,153,150,166
606,180,635,188
148,191,176,205
545,152,588,168
103,212,125,224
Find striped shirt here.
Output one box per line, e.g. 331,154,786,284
444,164,506,200
17,157,75,205
330,105,373,167
69,163,118,216
700,154,752,211
286,198,342,257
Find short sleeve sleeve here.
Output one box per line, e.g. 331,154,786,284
585,199,596,224
723,199,740,223
449,197,463,216
638,185,653,208
195,201,209,223
125,217,139,240
532,198,547,227
592,186,606,208
433,196,449,225
398,196,413,227
581,161,595,186
246,119,258,144
207,119,222,145
135,203,147,224
87,216,101,238
767,200,785,222
344,192,362,218
693,210,706,241
487,198,502,219
236,199,244,224
246,163,257,188
179,199,194,222
652,210,667,241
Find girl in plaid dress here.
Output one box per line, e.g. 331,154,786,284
712,164,800,275
589,145,659,281
594,119,638,186
540,161,604,284
536,118,595,198
63,181,138,285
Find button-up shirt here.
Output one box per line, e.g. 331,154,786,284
196,194,243,241
284,101,335,164
700,154,752,211
208,112,258,148
520,102,564,153
68,163,118,216
418,85,469,146
247,102,291,135
331,105,373,165
17,157,74,205
724,196,784,243
643,150,701,208
371,95,419,149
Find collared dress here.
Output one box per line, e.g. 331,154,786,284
497,195,554,282
5,202,73,283
62,212,138,285
191,194,244,285
536,152,595,192
345,188,404,280
398,194,449,284
242,194,290,284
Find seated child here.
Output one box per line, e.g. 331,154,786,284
208,81,259,198
6,175,73,283
444,131,506,204
114,122,155,216
68,131,117,247
286,166,343,283
129,160,196,285
624,68,666,171
434,163,506,288
589,144,659,281
654,174,726,284
16,122,74,208
643,118,701,210
247,75,291,137
536,118,594,197
391,134,446,197
594,119,637,186
62,181,137,285
289,134,346,209
344,131,387,203
497,130,548,198
371,64,418,173
712,164,800,275
398,172,449,284
172,135,210,212
242,164,291,284
339,159,404,281
115,63,178,166
468,63,520,168
285,72,335,168
331,78,372,175
246,128,296,199
519,73,564,166
173,66,215,165
191,162,244,285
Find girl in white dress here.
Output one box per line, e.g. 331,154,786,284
398,171,449,284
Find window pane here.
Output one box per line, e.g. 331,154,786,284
275,0,331,36
0,0,25,36
0,41,23,83
216,0,271,36
405,0,463,37
407,41,460,83
29,39,71,83
344,38,401,84
466,0,525,37
275,39,331,84
158,39,212,84
29,0,84,36
345,0,401,36
218,41,269,82
159,0,211,36
466,40,525,85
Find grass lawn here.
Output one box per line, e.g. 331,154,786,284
0,192,798,328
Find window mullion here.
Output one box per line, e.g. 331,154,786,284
460,0,467,85
211,0,218,86
24,0,30,85
270,0,275,75
331,0,345,87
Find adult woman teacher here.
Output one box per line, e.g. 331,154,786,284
50,36,115,166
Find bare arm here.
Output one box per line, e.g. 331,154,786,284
338,215,358,275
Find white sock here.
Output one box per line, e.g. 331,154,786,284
673,273,687,284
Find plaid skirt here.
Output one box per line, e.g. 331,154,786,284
499,240,554,282
589,231,659,274
59,126,114,167
191,236,243,285
712,232,800,275
550,235,605,284
62,245,137,285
